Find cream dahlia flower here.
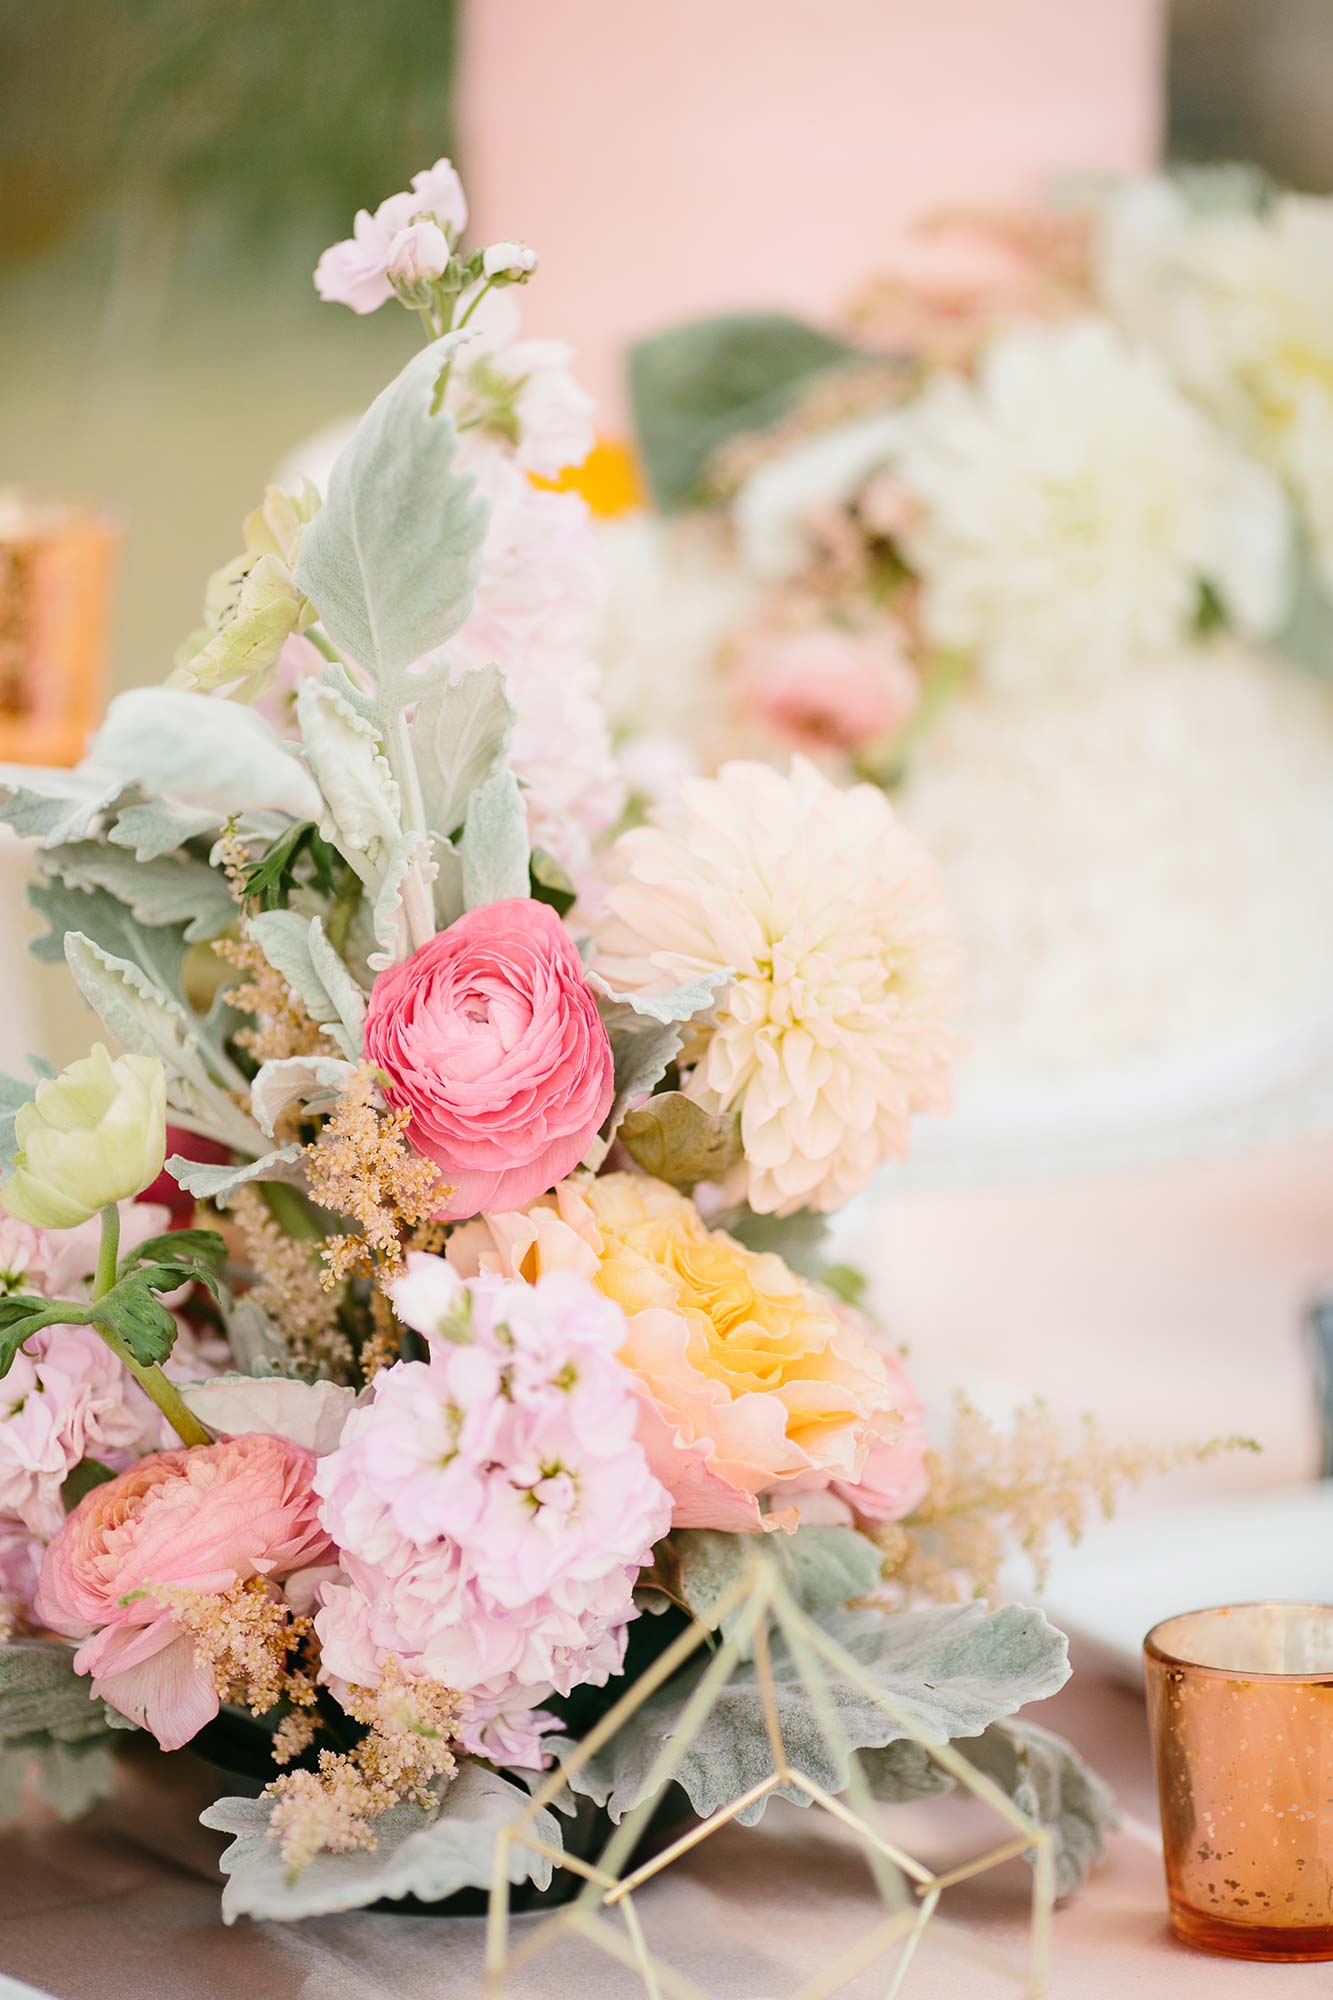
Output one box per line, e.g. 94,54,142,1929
1098,182,1333,597
890,317,1290,689
590,757,964,1213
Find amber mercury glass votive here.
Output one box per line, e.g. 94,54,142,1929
0,491,118,766
1144,1603,1333,1961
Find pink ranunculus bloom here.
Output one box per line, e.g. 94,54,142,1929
732,617,920,755
35,1434,334,1751
363,899,614,1220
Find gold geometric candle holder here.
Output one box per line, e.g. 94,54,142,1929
487,1555,1055,1998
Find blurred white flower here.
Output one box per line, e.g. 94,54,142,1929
482,240,539,280
1099,182,1333,597
591,757,965,1213
891,317,1290,688
735,412,903,581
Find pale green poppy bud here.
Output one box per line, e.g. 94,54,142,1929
1,1045,168,1230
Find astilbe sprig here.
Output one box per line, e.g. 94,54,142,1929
264,1659,461,1874
304,1064,448,1289
227,1184,353,1380
876,1392,1258,1603
132,1575,319,1722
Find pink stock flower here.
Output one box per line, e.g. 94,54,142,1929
314,1265,670,1752
732,618,921,754
0,1516,41,1634
35,1435,334,1750
314,159,466,314
0,1327,160,1540
363,899,615,1219
448,1175,929,1534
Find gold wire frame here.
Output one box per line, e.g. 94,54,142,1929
486,1555,1056,1999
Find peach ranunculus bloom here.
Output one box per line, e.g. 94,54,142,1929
35,1433,335,1750
448,1172,927,1535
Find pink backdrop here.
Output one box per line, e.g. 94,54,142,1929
458,0,1163,422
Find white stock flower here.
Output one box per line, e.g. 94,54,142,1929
1099,182,1333,596
890,317,1290,688
590,757,965,1214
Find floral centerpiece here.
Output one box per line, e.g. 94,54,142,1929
0,157,1235,1924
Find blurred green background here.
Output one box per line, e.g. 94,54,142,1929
1,0,458,694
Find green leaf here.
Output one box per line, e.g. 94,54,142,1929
62,1457,117,1510
628,311,869,511
566,1602,1070,1828
726,1207,833,1284
0,765,122,845
89,688,322,822
40,842,238,943
89,1278,182,1367
412,664,514,841
529,849,576,919
0,1297,86,1380
240,821,339,909
460,766,531,910
119,1228,229,1281
201,1762,560,1922
619,1092,742,1188
293,335,490,713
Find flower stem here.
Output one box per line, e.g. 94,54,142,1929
91,1204,211,1449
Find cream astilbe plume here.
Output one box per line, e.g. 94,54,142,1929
590,756,966,1213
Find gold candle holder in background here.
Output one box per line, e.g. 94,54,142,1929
0,492,118,767
1145,1603,1333,1962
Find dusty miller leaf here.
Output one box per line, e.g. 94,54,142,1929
248,911,365,1057
106,798,224,860
201,1762,559,1922
0,764,122,845
413,663,514,839
250,1055,358,1138
460,766,530,910
593,970,732,1137
956,1716,1117,1899
0,1642,119,1746
293,335,489,714
164,1145,307,1201
89,688,321,822
566,1602,1070,1827
672,1526,884,1646
41,842,237,943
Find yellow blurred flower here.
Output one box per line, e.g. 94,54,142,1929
2,1045,167,1231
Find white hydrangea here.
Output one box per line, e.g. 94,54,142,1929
890,317,1290,690
590,756,965,1213
1098,181,1333,597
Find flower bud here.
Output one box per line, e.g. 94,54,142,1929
482,240,538,282
2,1045,168,1230
387,219,451,287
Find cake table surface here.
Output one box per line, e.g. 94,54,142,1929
0,1651,1322,1999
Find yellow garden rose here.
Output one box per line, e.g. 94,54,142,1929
448,1173,926,1533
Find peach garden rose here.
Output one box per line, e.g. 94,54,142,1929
448,1172,928,1534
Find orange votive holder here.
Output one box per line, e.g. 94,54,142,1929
0,493,119,766
1144,1603,1333,1962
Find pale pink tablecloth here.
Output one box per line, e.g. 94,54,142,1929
0,1649,1325,1999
